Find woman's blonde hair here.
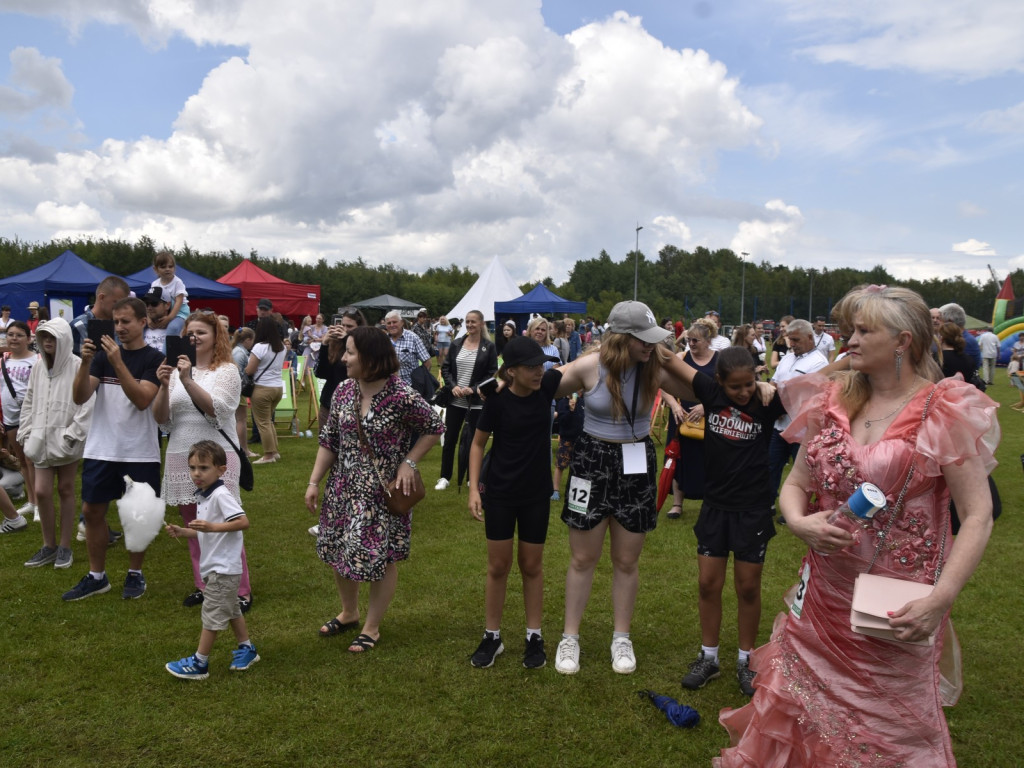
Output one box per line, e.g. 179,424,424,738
598,332,662,421
832,285,942,417
527,316,550,344
466,309,490,342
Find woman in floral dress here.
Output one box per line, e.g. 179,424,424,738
715,285,999,767
304,326,443,653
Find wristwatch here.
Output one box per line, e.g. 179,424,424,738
403,458,418,471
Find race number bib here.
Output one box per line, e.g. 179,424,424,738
790,561,811,620
621,442,647,475
567,476,593,516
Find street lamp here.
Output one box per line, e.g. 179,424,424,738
634,223,643,300
740,252,749,326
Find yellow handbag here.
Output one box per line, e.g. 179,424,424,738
678,418,705,441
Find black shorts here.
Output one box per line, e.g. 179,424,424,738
81,459,162,505
483,498,550,545
693,503,776,564
561,433,658,534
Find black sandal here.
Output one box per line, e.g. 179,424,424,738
319,617,359,637
348,633,378,653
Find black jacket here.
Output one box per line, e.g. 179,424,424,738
441,336,498,407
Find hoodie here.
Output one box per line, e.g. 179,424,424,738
16,318,95,467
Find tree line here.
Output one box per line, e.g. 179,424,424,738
0,236,1010,325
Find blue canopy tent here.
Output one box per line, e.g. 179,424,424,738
0,250,127,323
125,265,242,324
493,284,587,335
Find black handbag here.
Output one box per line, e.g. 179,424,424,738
430,385,453,407
241,357,275,398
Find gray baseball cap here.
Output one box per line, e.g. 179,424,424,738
606,301,671,344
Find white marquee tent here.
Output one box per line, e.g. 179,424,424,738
446,256,522,329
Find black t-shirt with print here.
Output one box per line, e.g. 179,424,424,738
476,369,561,502
692,372,786,511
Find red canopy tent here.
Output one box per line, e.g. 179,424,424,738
217,260,321,323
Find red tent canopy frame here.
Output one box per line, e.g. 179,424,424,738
217,260,321,323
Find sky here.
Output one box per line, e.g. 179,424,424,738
0,0,1022,287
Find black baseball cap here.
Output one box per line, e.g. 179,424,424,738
502,336,559,367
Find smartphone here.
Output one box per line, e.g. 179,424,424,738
165,334,197,366
87,319,115,347
477,377,498,398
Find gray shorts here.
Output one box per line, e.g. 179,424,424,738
201,572,242,631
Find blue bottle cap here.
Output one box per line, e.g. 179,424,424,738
847,483,886,519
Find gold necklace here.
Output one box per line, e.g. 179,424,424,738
863,385,918,429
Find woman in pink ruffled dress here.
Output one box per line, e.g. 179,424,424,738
715,285,999,768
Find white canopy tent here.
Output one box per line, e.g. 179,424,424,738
446,256,522,332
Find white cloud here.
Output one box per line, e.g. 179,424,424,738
0,47,74,115
730,199,804,259
651,215,691,245
971,101,1024,134
34,200,103,229
958,201,987,218
774,0,1024,79
0,3,763,282
953,238,996,256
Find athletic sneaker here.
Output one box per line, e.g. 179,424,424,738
434,477,449,491
238,595,252,614
165,655,210,680
610,636,637,674
554,636,581,675
308,524,319,537
182,589,205,607
62,573,111,601
681,650,721,690
54,547,73,569
737,659,756,697
76,521,86,541
523,634,547,669
16,502,37,519
550,491,560,501
122,572,147,599
0,514,27,533
229,644,261,671
470,632,504,668
24,546,58,567
108,528,123,547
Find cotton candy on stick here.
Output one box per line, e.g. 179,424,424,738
117,476,167,552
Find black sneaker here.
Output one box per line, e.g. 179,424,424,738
183,589,205,607
737,659,756,696
238,595,252,614
470,632,504,668
681,650,721,690
523,634,546,669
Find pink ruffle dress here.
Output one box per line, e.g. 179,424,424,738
714,375,999,768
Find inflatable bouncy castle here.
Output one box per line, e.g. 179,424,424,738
991,276,1024,363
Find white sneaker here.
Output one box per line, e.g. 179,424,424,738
434,478,449,491
0,514,27,533
555,636,581,675
308,524,319,537
76,521,87,541
611,636,636,674
16,502,36,519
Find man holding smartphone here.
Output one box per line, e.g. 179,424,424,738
69,276,131,357
63,296,165,602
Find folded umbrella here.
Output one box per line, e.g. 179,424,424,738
657,438,680,510
637,689,700,728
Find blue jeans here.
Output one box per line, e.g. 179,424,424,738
768,428,800,507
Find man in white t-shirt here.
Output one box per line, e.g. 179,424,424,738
812,316,836,361
705,310,730,351
768,319,829,508
976,326,1001,385
63,296,166,603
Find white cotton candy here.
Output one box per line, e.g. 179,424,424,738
117,476,166,553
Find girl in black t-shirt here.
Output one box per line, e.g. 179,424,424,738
659,346,785,697
467,337,560,670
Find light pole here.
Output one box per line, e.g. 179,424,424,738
740,251,749,326
808,268,815,319
633,223,643,300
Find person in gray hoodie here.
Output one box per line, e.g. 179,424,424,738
17,318,95,569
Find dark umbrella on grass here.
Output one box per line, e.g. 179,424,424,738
456,410,482,493
637,690,700,728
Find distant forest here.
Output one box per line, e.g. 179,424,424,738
0,235,1013,325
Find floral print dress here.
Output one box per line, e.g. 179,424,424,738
316,375,444,582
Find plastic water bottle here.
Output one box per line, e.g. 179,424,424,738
823,482,886,553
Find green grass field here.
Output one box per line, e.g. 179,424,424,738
2,377,1021,767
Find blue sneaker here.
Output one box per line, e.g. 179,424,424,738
165,655,209,680
62,573,111,601
107,528,123,547
551,491,560,501
229,644,261,671
122,572,146,599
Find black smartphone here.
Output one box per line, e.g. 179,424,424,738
86,319,115,347
165,334,197,366
477,377,498,398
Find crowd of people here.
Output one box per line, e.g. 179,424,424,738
0,277,1004,766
